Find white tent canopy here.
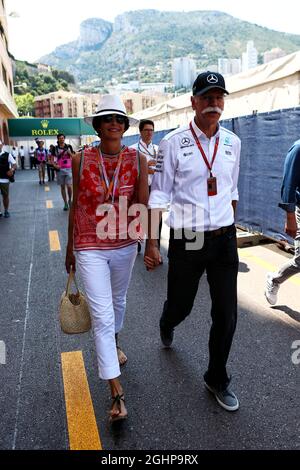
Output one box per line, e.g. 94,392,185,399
127,51,300,134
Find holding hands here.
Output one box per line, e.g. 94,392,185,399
148,159,156,175
144,242,162,271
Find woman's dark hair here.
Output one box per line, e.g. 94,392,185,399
92,115,130,133
139,119,154,132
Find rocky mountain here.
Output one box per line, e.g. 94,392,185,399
78,18,112,49
43,18,112,62
39,10,300,89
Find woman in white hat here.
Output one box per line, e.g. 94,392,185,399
65,95,148,422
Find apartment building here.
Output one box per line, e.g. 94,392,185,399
242,41,258,72
0,0,18,143
263,48,286,64
172,57,197,89
34,90,101,118
218,58,242,76
122,90,172,115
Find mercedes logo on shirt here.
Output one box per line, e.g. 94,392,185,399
207,74,218,84
180,136,195,149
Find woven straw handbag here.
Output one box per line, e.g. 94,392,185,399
59,269,91,334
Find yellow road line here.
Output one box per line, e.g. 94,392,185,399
46,200,53,209
45,186,50,192
239,250,274,270
49,230,61,251
61,351,102,451
239,249,300,286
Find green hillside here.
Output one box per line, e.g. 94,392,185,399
13,60,76,116
39,10,300,89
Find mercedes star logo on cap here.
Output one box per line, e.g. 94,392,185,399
207,74,218,84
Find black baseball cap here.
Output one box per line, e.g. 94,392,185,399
192,71,229,96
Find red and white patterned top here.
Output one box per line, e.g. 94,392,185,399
74,145,141,251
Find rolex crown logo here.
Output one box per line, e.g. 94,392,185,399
41,119,49,129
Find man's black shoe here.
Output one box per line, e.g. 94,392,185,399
204,381,239,411
160,324,174,348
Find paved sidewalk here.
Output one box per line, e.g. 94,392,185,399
0,170,299,450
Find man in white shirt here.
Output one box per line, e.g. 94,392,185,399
29,146,36,169
19,146,25,170
11,146,18,168
144,71,241,412
0,140,17,218
131,119,158,187
131,120,161,253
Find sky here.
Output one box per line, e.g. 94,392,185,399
5,0,300,62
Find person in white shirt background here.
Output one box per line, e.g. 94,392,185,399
131,119,162,254
0,140,17,218
19,145,25,170
144,71,241,413
131,119,158,186
11,146,19,169
29,146,37,170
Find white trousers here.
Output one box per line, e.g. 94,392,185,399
76,244,137,380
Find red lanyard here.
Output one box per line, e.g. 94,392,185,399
97,147,124,203
189,122,219,177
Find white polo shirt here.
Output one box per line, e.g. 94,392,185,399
149,119,241,231
130,139,158,186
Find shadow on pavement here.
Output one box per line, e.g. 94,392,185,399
271,305,300,322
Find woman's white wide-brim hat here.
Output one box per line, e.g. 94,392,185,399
84,94,139,127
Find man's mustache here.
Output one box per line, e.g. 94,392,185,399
202,107,223,115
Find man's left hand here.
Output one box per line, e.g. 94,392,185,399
144,243,161,271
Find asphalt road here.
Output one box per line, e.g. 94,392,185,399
0,169,299,451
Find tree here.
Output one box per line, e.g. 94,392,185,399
14,61,74,97
15,93,35,116
58,79,69,91
52,69,75,84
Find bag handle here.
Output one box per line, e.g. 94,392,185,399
66,268,80,296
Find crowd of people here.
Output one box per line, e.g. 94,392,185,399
1,71,299,424
0,135,76,213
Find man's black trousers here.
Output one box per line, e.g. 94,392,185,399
160,225,239,389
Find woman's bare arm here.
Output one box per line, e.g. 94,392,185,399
65,152,81,272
